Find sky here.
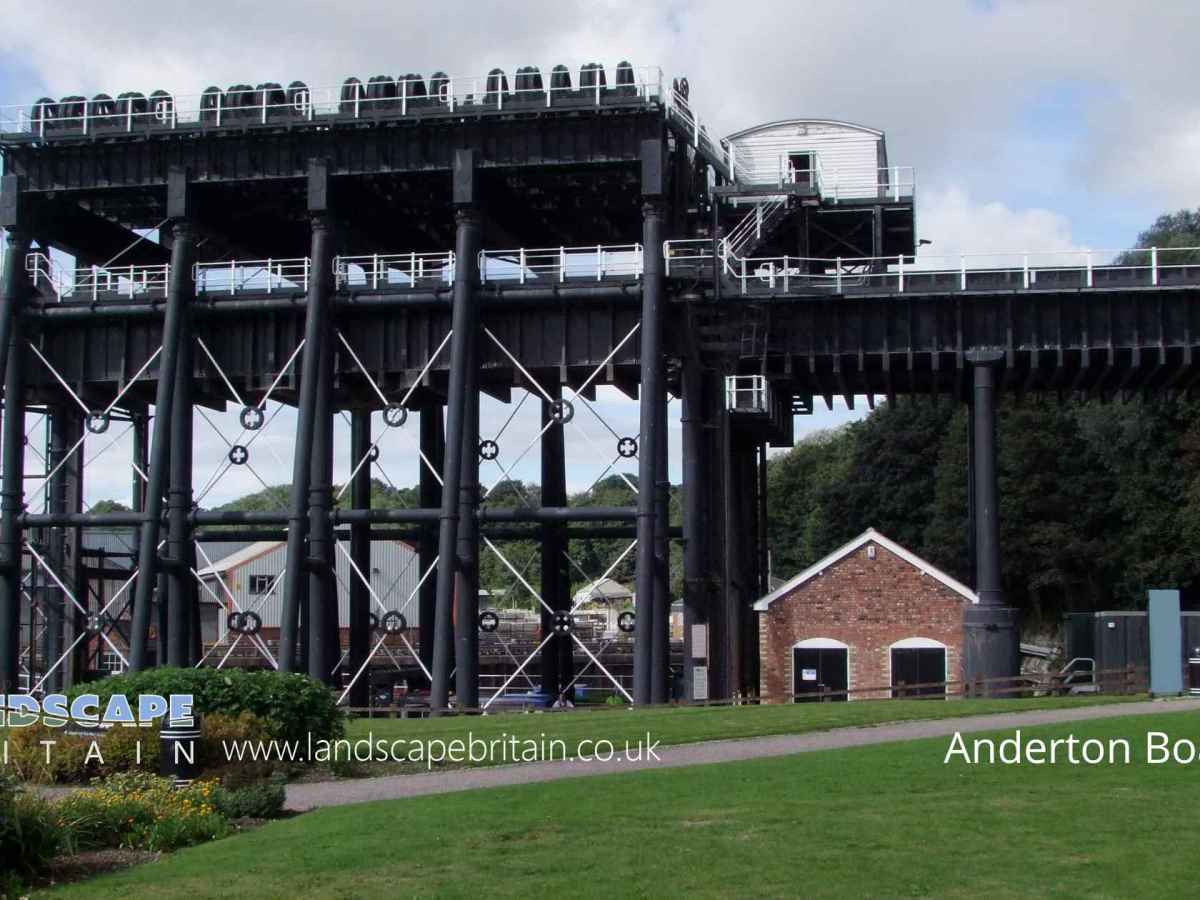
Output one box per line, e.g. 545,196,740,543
1,0,1197,507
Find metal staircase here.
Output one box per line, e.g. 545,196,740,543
723,196,791,259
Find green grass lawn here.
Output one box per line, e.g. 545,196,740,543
330,694,1136,775
43,704,1200,899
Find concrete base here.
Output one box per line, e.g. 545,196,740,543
962,605,1021,694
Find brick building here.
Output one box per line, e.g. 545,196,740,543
754,529,977,701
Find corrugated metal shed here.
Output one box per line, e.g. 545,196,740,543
725,118,887,199
199,539,421,627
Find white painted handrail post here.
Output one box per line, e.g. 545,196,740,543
411,250,417,288
267,258,274,294
783,255,789,292
893,165,900,202
229,260,236,295
477,251,486,285
1086,250,1093,288
741,257,747,296
960,255,967,291
897,254,904,293
560,247,566,282
836,257,842,293
635,243,642,279
303,257,310,291
1151,246,1159,286
597,244,603,281
372,253,379,289
519,248,526,285
1022,253,1029,290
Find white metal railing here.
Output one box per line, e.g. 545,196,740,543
0,66,664,137
194,258,310,294
27,251,170,300
337,252,455,289
479,244,642,283
725,374,771,413
724,197,789,258
664,85,744,184
661,241,1200,296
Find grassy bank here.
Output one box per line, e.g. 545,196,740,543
44,704,1200,898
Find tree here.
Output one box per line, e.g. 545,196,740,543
1116,208,1200,266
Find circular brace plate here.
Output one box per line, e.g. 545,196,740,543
239,405,265,431
617,436,638,459
617,611,636,633
383,404,408,428
478,439,499,461
479,610,500,632
85,411,111,434
381,610,408,634
550,398,574,423
228,445,250,466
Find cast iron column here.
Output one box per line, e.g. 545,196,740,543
280,160,334,673
633,138,665,705
454,312,480,708
651,383,670,703
680,346,706,702
418,406,444,681
540,386,569,699
129,168,193,670
347,408,372,705
0,221,30,693
431,149,479,711
166,296,195,667
963,350,1020,688
307,299,336,684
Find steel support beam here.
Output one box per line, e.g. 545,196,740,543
651,382,670,703
46,406,84,690
280,160,334,673
633,138,665,705
347,408,372,705
129,167,194,671
166,302,195,667
539,385,571,699
680,347,707,702
418,406,444,682
431,149,480,711
454,308,481,708
0,217,30,693
307,284,337,684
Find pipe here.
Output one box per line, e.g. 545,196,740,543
128,218,194,671
454,305,480,707
418,407,444,681
166,300,195,667
540,386,568,698
431,204,481,711
347,408,372,705
307,299,336,684
680,347,706,703
651,375,670,703
971,353,1004,606
279,211,334,673
633,196,664,705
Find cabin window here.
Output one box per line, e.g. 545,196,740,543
789,152,814,186
248,574,275,594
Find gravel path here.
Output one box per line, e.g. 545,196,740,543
285,696,1200,811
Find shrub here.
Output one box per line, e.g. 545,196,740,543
211,775,287,820
4,721,160,784
55,772,228,853
200,711,276,786
68,667,344,747
0,773,62,879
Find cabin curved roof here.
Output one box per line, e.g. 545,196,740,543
725,118,884,142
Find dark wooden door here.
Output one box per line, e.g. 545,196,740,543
891,647,946,698
793,647,848,702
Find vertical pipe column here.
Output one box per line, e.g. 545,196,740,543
166,301,195,667
348,408,372,706
129,167,194,670
540,386,568,698
307,292,336,684
680,344,707,702
651,385,670,703
280,160,334,673
0,215,29,693
963,350,1019,688
633,138,665,705
418,406,444,682
971,354,1002,607
46,406,84,690
454,324,480,708
431,149,479,711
